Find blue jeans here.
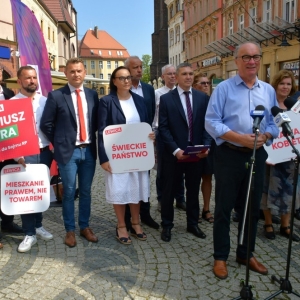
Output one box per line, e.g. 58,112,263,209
58,146,96,232
21,148,53,236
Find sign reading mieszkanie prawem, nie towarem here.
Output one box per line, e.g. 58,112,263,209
1,164,50,215
0,98,40,160
103,123,155,173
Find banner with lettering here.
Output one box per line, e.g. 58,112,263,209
103,123,155,173
265,110,300,164
0,98,39,160
1,164,50,215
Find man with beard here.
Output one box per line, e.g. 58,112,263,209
12,66,53,252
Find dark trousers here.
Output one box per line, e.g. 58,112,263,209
156,133,185,203
161,158,202,228
213,144,267,260
0,159,16,226
21,149,53,235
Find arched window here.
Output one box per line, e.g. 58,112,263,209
100,87,104,95
170,29,174,46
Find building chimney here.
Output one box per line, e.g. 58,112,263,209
94,26,98,39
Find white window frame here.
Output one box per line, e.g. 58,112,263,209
170,29,174,46
229,19,233,35
239,14,244,30
249,7,257,26
284,0,296,22
263,0,272,22
107,61,111,69
91,61,95,69
99,61,103,69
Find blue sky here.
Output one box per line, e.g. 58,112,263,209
72,0,154,58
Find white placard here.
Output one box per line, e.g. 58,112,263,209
1,164,50,215
265,110,300,164
103,123,155,173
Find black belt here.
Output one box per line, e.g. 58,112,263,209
223,142,252,153
40,146,50,152
75,143,90,149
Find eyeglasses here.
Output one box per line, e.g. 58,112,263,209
197,81,211,85
236,55,262,62
115,76,133,82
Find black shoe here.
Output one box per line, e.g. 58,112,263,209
141,215,159,229
176,201,186,211
280,226,300,242
1,222,23,233
187,225,206,239
295,208,300,221
263,224,275,240
232,211,240,222
161,228,171,242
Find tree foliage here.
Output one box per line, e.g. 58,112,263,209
141,54,151,83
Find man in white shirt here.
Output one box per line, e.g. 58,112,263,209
153,64,186,212
124,56,159,229
12,66,53,253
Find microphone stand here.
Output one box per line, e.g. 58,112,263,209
264,132,300,300
233,127,260,300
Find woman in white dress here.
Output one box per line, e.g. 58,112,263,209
98,66,155,245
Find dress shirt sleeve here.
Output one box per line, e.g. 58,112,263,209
205,84,231,143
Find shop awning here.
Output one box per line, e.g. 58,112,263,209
206,17,297,57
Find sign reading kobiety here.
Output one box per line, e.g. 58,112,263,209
0,98,39,160
103,123,155,173
1,164,50,215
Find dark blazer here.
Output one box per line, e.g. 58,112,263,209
141,82,155,125
98,91,149,164
1,86,15,99
158,87,211,161
40,84,99,164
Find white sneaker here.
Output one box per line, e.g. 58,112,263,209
18,235,37,252
36,226,53,241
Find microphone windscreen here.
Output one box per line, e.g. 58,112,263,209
255,105,265,111
271,106,283,117
284,96,298,109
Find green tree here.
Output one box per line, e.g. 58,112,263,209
141,54,151,83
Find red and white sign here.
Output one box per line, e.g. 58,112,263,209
265,110,300,164
0,98,39,160
103,123,155,173
1,164,50,215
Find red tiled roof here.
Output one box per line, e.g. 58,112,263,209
43,0,75,31
79,29,130,59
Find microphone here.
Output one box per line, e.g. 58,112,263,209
271,106,294,139
284,94,300,113
250,105,265,133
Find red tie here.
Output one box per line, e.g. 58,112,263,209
75,89,87,142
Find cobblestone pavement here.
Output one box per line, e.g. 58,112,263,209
1,165,300,300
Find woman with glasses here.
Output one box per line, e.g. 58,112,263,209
261,69,300,242
192,72,215,223
98,66,155,245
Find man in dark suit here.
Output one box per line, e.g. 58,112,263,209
159,63,211,242
0,68,23,239
40,58,99,247
124,56,159,229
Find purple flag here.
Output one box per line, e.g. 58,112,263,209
10,0,52,96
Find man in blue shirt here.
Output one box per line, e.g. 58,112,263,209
205,42,279,279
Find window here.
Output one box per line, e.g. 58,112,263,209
91,61,95,69
100,73,103,79
99,61,103,68
228,19,233,35
205,32,209,46
239,14,244,30
99,50,102,55
52,31,55,43
169,4,174,19
100,87,104,95
108,73,111,80
48,27,50,40
115,61,118,68
41,20,43,32
263,0,272,22
175,26,180,43
107,61,111,69
249,7,257,26
176,0,180,12
120,51,123,56
170,29,174,46
83,60,87,68
108,50,111,55
71,44,75,57
284,0,296,22
63,38,66,58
